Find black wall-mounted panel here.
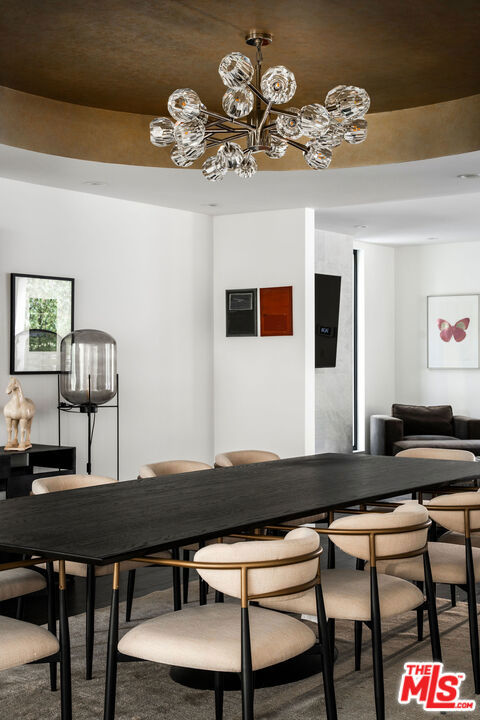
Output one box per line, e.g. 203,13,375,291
315,273,341,368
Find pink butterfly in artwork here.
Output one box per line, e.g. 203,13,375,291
437,318,470,342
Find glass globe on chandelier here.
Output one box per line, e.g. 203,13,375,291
149,31,370,181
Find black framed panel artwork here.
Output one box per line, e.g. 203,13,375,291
226,289,257,337
10,273,75,374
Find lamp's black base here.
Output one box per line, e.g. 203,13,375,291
170,644,337,691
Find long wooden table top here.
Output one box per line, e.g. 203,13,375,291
0,453,477,565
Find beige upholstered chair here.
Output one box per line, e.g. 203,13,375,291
214,449,280,468
136,460,214,607
373,491,480,693
107,528,336,720
0,558,70,718
138,459,212,478
259,504,438,720
396,447,476,461
395,446,477,605
31,474,172,680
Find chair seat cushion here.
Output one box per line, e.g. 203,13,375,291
0,568,46,602
259,569,424,621
437,531,480,549
376,542,480,584
394,439,480,455
404,435,458,441
42,550,172,577
0,616,59,671
118,603,315,672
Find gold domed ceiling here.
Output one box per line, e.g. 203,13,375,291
0,0,479,168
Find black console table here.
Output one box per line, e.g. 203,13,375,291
0,443,76,499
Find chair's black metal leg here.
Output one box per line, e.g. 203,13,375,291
47,561,58,691
104,566,120,720
58,562,72,720
241,607,254,720
125,569,135,622
172,548,181,611
327,538,335,569
416,580,424,642
315,584,337,720
423,551,441,662
86,565,96,680
465,538,480,694
214,671,224,720
354,621,363,671
450,584,457,607
328,618,335,663
370,567,385,720
182,550,190,604
16,596,24,620
215,590,224,603
198,540,208,606
355,558,364,671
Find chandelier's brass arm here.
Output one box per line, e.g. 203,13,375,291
269,107,298,117
285,138,308,152
247,82,269,106
204,109,255,130
256,101,272,142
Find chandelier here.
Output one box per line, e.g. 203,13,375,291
149,32,370,181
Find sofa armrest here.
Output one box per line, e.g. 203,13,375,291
370,415,404,455
453,415,480,440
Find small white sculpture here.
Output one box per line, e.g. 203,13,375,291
4,377,36,451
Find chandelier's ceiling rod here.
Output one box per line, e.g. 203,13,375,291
149,30,370,180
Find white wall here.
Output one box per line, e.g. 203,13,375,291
0,178,213,480
315,230,353,453
354,240,396,450
395,240,480,416
213,208,315,459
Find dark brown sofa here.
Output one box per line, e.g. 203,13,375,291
370,404,480,456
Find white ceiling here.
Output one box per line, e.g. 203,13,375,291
0,144,479,246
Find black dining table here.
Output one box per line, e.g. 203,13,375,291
0,452,478,719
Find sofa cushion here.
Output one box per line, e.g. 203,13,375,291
404,435,457,441
392,404,454,436
394,438,480,456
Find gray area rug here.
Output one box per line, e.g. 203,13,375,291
1,585,477,719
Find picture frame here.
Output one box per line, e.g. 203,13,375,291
427,294,479,369
10,273,75,374
225,289,257,337
260,286,293,336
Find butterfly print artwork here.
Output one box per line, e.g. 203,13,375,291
437,318,470,343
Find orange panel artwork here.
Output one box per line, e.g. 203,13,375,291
260,286,293,336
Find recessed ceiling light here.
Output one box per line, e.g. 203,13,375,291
82,180,106,186
354,224,367,229
427,237,438,240
457,173,480,179
202,202,218,207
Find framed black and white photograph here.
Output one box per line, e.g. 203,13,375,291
10,273,75,374
226,289,257,337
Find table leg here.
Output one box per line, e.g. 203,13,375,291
104,563,120,720
58,561,72,720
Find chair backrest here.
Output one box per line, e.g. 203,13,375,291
138,460,212,478
214,450,280,468
428,491,480,535
328,503,429,563
194,527,319,599
31,474,117,494
396,447,476,462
